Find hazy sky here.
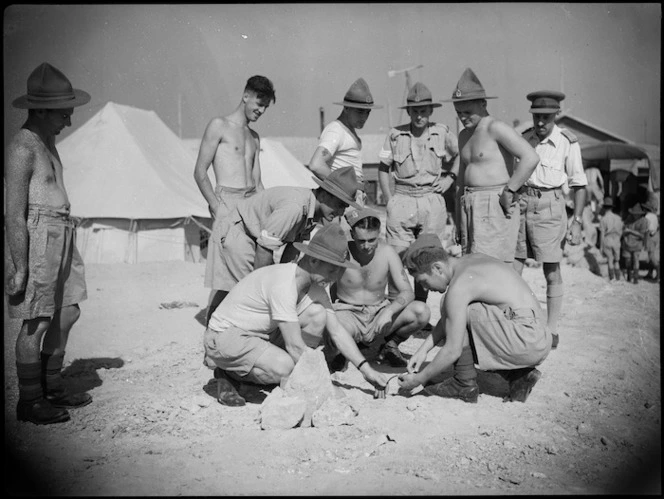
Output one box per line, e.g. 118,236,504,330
4,3,661,149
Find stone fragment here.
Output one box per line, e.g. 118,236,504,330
260,396,306,430
282,349,335,427
312,398,356,427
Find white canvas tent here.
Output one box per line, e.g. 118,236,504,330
58,102,211,264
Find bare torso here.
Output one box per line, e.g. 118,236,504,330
458,116,514,188
450,253,541,312
212,117,259,189
13,128,70,209
336,242,395,306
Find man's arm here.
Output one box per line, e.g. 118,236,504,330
325,311,390,389
277,321,312,363
567,186,587,245
253,134,264,193
372,249,415,335
307,146,333,179
193,118,224,216
491,121,539,191
254,244,275,269
378,163,392,204
402,282,471,388
5,141,34,295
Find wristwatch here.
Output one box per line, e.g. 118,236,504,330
572,215,583,225
444,171,457,181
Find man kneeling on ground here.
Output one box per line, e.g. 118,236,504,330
326,207,431,370
398,234,551,403
203,223,390,406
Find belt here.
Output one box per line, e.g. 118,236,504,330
519,185,562,198
394,184,435,197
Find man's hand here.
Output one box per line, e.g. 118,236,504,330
5,268,27,296
499,186,519,218
398,372,421,391
406,349,427,374
567,220,583,245
433,175,455,194
360,364,390,390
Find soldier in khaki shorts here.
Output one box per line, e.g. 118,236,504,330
193,76,276,324
6,63,93,425
514,90,587,349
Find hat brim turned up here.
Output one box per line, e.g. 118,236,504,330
398,101,442,109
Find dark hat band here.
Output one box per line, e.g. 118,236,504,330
344,97,375,105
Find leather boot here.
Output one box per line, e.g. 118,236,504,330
17,398,70,425
607,268,615,281
423,376,479,403
614,268,622,281
214,368,246,406
502,368,541,403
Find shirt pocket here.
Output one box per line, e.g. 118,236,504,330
535,160,566,187
393,138,418,178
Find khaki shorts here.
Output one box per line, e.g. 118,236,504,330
386,187,447,249
6,205,87,320
332,299,391,344
466,303,550,371
601,234,622,262
204,186,255,290
203,295,319,376
460,185,520,263
515,187,567,262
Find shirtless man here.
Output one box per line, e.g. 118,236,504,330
6,63,93,425
326,208,430,369
307,77,382,207
443,68,539,262
204,223,390,406
398,234,551,404
193,75,276,323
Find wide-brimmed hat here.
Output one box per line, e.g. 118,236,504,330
399,82,442,109
527,90,565,114
345,206,382,228
442,68,497,103
333,78,383,109
602,196,613,207
313,166,362,209
293,223,360,269
13,62,91,109
628,203,645,216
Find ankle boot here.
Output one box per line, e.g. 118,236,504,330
423,376,479,403
614,268,622,281
17,398,70,425
608,268,615,281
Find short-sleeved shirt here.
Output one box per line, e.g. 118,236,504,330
599,211,624,238
522,125,587,189
379,122,458,188
208,263,331,340
235,186,317,251
317,120,363,180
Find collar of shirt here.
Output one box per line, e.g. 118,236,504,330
306,190,317,222
534,124,563,149
395,122,441,139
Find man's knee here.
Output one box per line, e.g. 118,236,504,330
409,301,431,326
269,355,296,380
60,304,81,327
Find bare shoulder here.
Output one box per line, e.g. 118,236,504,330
7,130,39,171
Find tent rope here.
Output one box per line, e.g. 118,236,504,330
187,216,212,235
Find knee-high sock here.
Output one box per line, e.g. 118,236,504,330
41,352,66,393
454,346,477,383
17,362,43,402
546,283,564,335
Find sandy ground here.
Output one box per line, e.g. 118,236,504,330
4,256,661,496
